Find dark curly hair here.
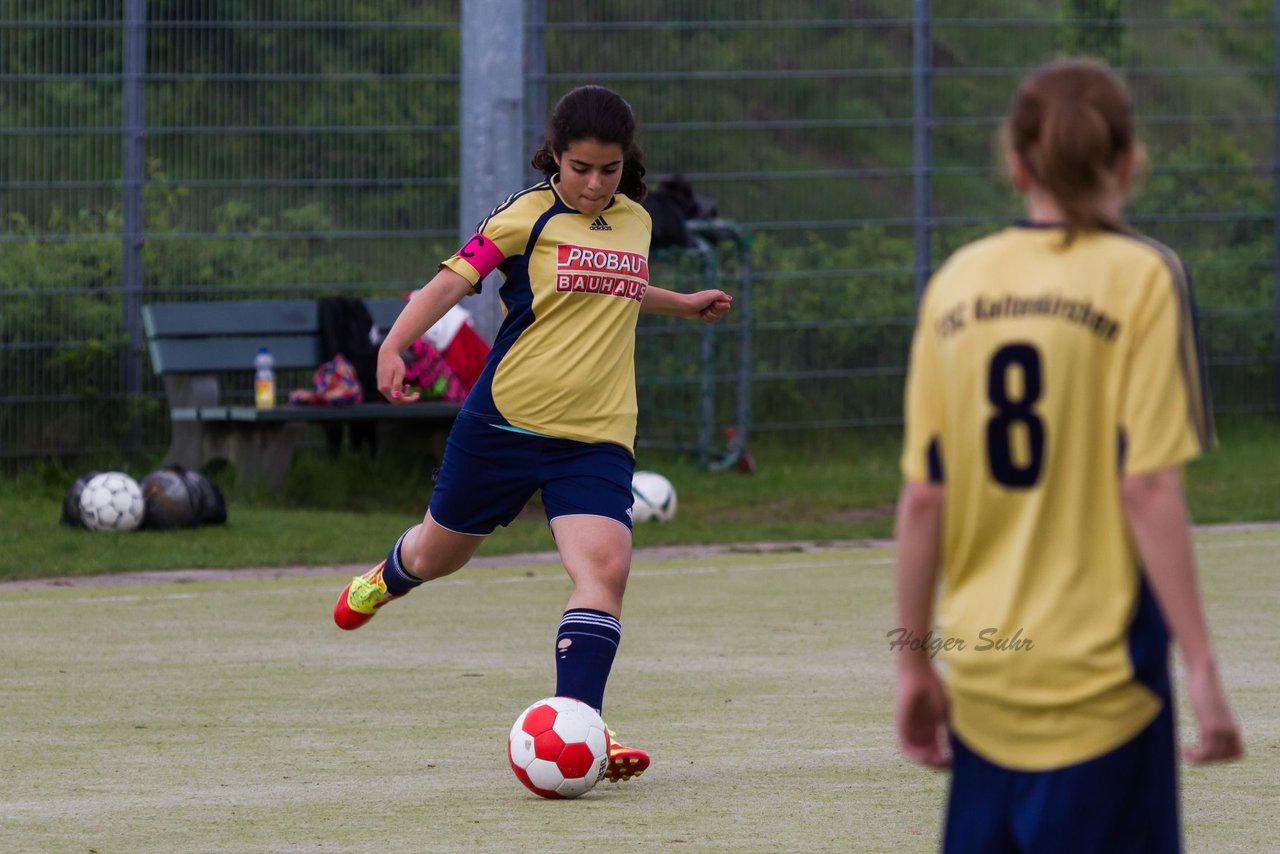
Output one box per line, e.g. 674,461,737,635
531,85,647,202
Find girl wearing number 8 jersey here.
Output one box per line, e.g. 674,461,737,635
893,58,1242,852
331,85,732,784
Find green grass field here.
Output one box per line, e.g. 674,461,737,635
2,417,1279,581
2,529,1276,853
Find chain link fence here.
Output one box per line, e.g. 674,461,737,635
2,1,1276,466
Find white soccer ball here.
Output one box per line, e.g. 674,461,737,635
631,470,677,523
78,471,145,532
508,696,610,799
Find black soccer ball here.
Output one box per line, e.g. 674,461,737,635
140,468,201,530
177,466,227,526
60,470,103,527
139,465,228,529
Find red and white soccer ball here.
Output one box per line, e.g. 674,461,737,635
78,471,145,532
507,696,609,799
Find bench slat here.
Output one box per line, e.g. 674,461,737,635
143,300,317,338
169,402,462,422
219,403,459,422
365,297,409,332
148,336,324,374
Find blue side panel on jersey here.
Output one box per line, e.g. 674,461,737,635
460,258,532,422
460,199,570,423
1126,574,1172,702
927,437,945,483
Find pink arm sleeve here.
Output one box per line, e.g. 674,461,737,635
453,232,507,280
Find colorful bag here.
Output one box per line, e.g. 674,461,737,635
288,353,364,406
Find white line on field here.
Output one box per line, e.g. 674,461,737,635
1195,539,1280,550
2,530,1271,606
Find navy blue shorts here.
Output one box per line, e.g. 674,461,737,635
428,413,636,535
943,700,1180,853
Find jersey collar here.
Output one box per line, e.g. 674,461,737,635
1012,219,1127,234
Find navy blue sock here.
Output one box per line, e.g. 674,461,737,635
555,608,622,713
380,528,424,596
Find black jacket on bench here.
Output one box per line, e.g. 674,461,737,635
317,297,382,404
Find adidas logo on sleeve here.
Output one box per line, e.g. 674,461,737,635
589,215,611,231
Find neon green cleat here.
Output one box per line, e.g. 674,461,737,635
604,728,650,782
333,561,405,630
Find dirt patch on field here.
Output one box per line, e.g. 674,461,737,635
711,503,895,526
0,538,893,591
8,521,1276,592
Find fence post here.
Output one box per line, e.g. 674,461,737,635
524,0,547,184
121,0,146,456
1274,0,1280,413
459,0,524,344
693,237,720,470
912,0,933,305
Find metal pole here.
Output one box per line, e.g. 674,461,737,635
121,0,146,456
524,0,547,185
707,226,754,473
695,237,719,470
734,231,752,459
912,0,933,304
1274,0,1280,414
459,0,524,344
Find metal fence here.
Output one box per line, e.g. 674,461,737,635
2,1,1277,467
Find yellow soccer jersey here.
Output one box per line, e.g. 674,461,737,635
440,177,652,452
901,224,1213,771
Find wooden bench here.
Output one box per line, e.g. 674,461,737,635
143,298,462,487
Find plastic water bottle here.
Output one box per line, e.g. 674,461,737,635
254,346,275,409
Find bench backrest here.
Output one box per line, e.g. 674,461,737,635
143,298,410,376
143,297,414,409
365,298,409,335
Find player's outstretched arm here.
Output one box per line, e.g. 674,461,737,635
1121,467,1244,764
893,480,950,769
377,268,474,404
639,286,732,323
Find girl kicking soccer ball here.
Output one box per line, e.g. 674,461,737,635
333,84,731,786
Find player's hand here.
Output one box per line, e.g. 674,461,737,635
896,666,950,769
377,345,421,405
690,289,732,323
1183,662,1244,764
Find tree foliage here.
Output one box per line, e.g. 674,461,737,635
1,1,1275,458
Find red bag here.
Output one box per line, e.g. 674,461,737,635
403,339,467,402
442,321,489,391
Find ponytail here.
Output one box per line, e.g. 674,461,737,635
1002,58,1143,244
